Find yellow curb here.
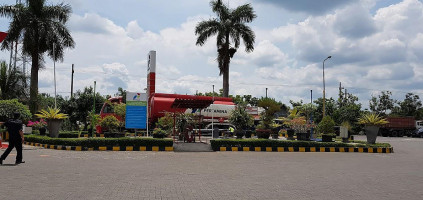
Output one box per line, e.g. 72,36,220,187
339,148,345,152
88,148,94,151
126,146,133,151
266,147,272,152
99,147,107,151
387,148,391,153
320,147,325,152
140,146,146,151
358,148,364,153
75,146,82,151
113,146,120,151
299,147,305,152
165,147,173,151
66,146,71,151
255,147,261,152
152,146,159,151
232,147,238,151
349,147,354,152
220,147,226,151
277,147,284,152
368,148,374,153
310,147,316,152
377,148,383,153
330,147,335,152
288,147,294,152
49,145,54,149
243,147,250,151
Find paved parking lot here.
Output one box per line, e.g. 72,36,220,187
1,136,423,200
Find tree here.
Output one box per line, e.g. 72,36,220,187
396,93,422,118
0,60,27,100
195,0,256,97
313,97,336,124
369,91,395,116
70,87,105,130
0,0,75,115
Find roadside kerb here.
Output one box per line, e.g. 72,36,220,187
24,142,173,151
217,146,393,153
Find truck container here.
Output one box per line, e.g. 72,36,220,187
380,117,416,137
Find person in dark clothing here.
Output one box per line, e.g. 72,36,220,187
0,112,25,165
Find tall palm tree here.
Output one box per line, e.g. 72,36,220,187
195,0,256,97
0,60,27,100
0,0,75,115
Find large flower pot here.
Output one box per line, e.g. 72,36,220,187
47,119,63,138
322,135,334,142
297,132,308,141
256,129,271,139
245,130,252,138
235,130,245,139
365,126,380,144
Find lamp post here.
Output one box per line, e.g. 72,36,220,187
322,56,331,117
212,85,215,137
265,88,268,98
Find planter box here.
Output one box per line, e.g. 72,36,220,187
256,129,271,139
322,135,334,142
365,126,380,144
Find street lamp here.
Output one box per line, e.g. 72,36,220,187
322,56,331,117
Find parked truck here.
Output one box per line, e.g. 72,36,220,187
379,117,423,137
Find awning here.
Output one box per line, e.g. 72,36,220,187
0,32,7,43
171,98,213,109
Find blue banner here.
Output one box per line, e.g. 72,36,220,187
125,105,146,129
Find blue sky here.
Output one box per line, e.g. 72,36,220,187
1,0,423,108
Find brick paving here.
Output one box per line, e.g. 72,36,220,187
1,136,423,200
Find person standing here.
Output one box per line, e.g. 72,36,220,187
0,112,25,165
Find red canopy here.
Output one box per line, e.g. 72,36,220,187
0,32,7,43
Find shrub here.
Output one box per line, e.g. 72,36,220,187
35,107,68,119
59,131,80,138
156,113,173,132
25,135,173,147
153,128,167,138
99,115,120,132
317,116,335,135
0,99,32,122
229,104,253,130
357,113,388,126
210,139,391,151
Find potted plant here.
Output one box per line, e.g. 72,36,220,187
287,116,310,141
27,119,47,135
256,98,281,139
357,113,388,144
35,107,68,138
229,104,254,139
317,116,336,142
99,115,120,137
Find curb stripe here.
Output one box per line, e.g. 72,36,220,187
214,146,393,153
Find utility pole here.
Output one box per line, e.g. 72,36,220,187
339,82,344,106
93,81,96,113
71,64,74,99
265,88,268,98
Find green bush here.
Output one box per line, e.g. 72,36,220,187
317,116,335,135
25,135,173,147
210,139,391,151
0,99,32,122
58,131,80,138
153,128,167,138
99,115,120,132
32,130,40,135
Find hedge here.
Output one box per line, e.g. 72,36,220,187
210,139,391,151
58,131,80,138
25,135,173,148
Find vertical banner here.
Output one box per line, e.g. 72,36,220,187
125,92,147,129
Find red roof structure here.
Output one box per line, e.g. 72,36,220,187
0,32,7,43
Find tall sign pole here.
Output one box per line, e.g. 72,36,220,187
212,85,215,137
93,81,96,113
53,44,57,109
71,64,74,99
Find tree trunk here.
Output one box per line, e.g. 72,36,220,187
29,52,39,116
222,65,229,97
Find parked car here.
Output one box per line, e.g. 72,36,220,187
412,128,423,138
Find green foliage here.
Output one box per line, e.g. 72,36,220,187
176,113,195,133
369,91,395,116
156,113,173,131
357,113,388,126
99,115,120,133
113,103,126,122
0,60,27,100
210,139,391,151
35,107,68,119
229,104,253,130
25,135,173,148
258,98,281,129
0,99,32,122
313,97,336,124
58,131,80,138
152,128,168,138
88,111,101,128
67,87,105,130
317,116,335,135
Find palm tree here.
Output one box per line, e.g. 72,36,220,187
0,0,75,115
0,60,27,100
195,0,256,97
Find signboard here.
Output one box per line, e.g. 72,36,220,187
125,92,147,129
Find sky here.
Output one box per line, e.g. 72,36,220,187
0,0,423,108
